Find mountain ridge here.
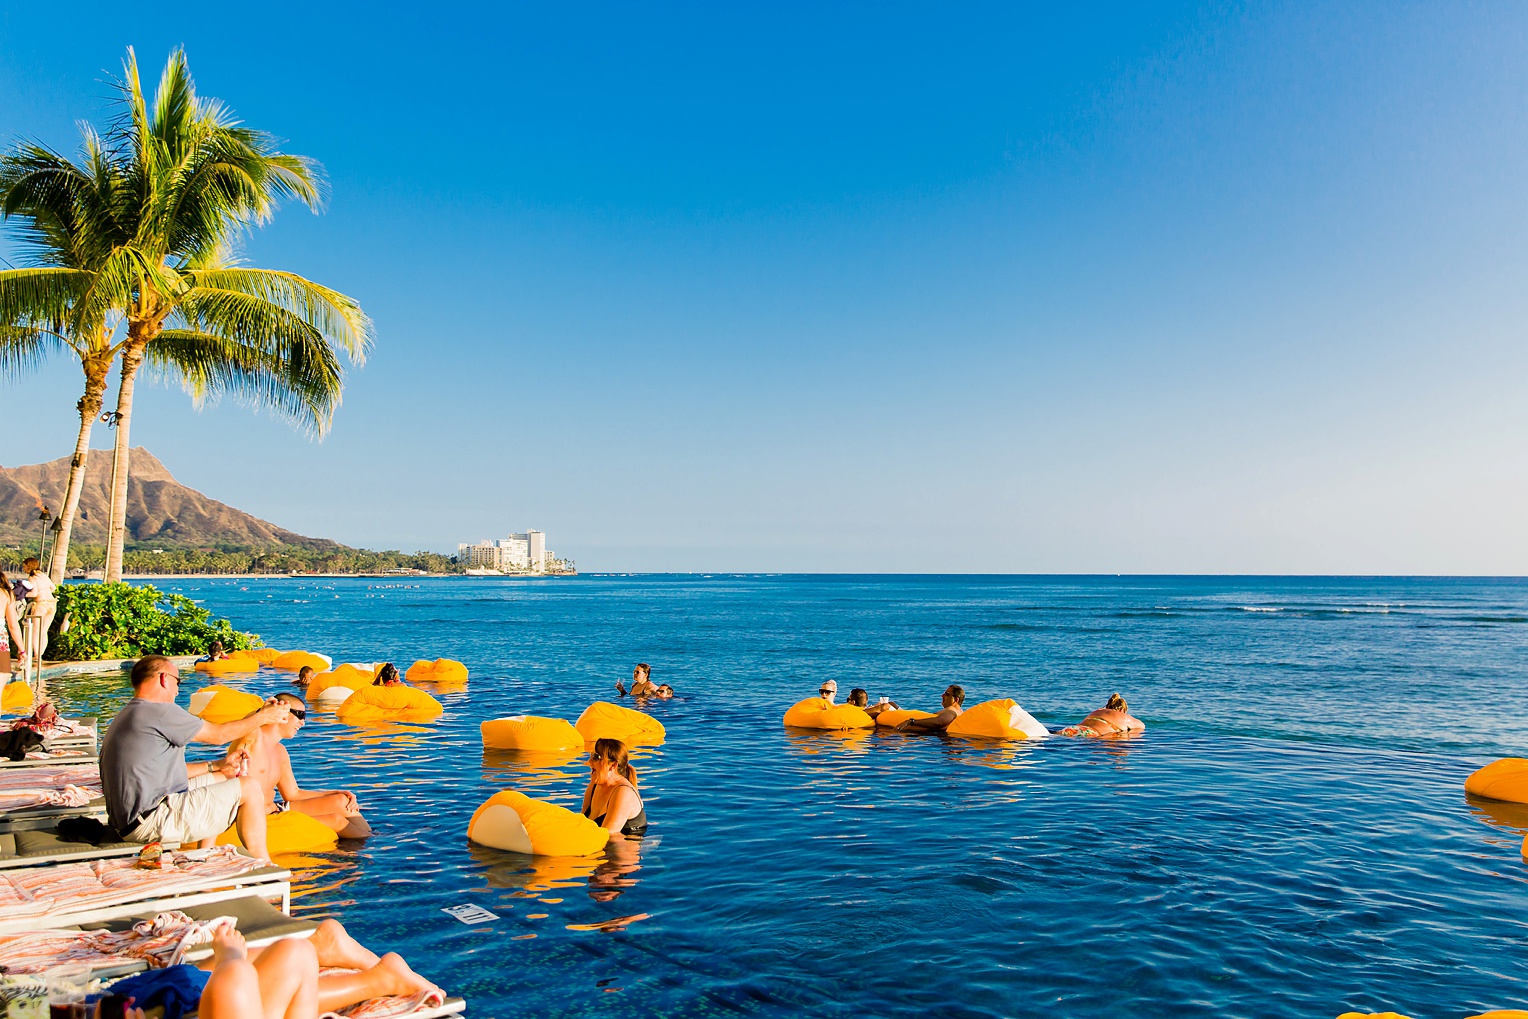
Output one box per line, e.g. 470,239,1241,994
0,449,339,551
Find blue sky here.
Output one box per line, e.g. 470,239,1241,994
4,2,1528,572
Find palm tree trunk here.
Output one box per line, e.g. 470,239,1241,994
46,358,110,584
104,344,145,584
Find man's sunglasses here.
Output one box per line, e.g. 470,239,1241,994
288,708,307,721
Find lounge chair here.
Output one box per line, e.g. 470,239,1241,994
0,826,142,870
0,845,291,935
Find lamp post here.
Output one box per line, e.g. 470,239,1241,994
35,507,49,564
45,517,62,575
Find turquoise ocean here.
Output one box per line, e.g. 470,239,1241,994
48,575,1528,1018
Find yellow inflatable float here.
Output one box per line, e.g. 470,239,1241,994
0,681,32,713
189,685,264,724
1465,759,1528,803
874,708,933,728
467,790,610,856
782,697,874,730
308,664,377,699
194,657,258,676
482,715,583,752
271,651,332,672
946,699,1050,740
407,659,468,684
217,810,339,855
574,702,665,745
231,648,282,665
335,685,443,724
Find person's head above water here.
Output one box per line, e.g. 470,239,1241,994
295,665,314,687
589,737,637,784
818,680,838,701
1106,693,1128,712
374,663,401,686
633,663,651,682
655,684,674,699
847,688,869,707
942,685,965,708
209,641,224,656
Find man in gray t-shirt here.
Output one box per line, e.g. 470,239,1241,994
100,655,289,859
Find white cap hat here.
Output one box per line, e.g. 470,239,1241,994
819,680,837,693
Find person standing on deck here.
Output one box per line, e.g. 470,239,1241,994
101,655,290,859
16,558,54,660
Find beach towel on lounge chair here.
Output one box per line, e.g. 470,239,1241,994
0,765,100,814
0,910,237,973
0,845,263,924
319,981,450,1019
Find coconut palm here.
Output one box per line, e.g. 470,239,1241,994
0,129,133,582
0,48,371,582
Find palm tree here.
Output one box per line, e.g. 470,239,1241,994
0,129,133,583
0,48,371,582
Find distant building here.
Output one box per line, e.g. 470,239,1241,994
458,530,557,573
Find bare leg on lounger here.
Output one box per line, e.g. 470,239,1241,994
202,929,318,1019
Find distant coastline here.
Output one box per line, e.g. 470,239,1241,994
111,571,578,580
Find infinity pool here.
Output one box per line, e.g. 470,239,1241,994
51,576,1528,1018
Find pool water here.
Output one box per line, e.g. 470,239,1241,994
50,576,1528,1018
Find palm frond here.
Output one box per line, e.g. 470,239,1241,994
146,326,343,434
0,324,62,375
183,268,371,362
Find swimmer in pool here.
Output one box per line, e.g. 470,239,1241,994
372,663,403,687
1061,693,1144,738
293,665,314,688
653,683,674,699
616,663,659,698
581,738,648,839
845,687,899,718
815,680,838,704
896,685,965,732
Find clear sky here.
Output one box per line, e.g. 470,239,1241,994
3,2,1527,573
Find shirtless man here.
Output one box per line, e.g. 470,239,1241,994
897,685,966,732
238,692,370,837
1062,693,1145,738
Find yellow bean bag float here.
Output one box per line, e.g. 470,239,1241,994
307,665,377,699
874,708,933,728
237,648,282,664
467,790,610,856
189,685,265,724
1465,759,1528,803
408,659,468,684
1,681,32,713
1335,1014,1415,1019
194,657,259,676
946,699,1050,740
574,702,665,745
782,697,874,730
335,685,443,724
482,715,583,752
271,651,331,672
217,809,339,855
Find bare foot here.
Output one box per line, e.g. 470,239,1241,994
311,919,381,970
376,954,442,999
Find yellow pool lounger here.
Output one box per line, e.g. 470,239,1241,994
481,715,583,752
468,790,610,857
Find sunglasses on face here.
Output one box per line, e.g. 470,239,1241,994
288,708,307,721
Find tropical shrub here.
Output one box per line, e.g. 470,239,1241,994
50,582,260,660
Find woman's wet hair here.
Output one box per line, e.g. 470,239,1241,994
591,737,637,785
847,688,869,707
1106,692,1128,712
634,663,651,679
374,662,400,685
944,684,965,706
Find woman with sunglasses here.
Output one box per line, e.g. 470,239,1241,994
581,738,648,838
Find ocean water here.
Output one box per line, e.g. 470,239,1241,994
48,575,1528,1019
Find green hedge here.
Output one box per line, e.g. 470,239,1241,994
50,582,260,661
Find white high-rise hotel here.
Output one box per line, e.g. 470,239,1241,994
457,530,556,572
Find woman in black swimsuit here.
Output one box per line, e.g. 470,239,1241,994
581,738,648,838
